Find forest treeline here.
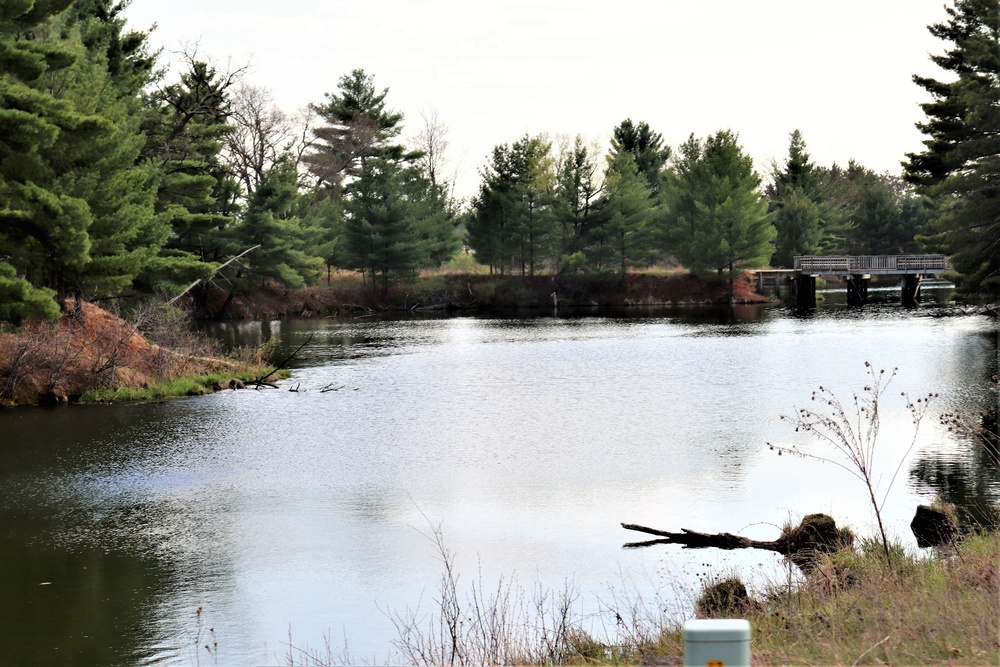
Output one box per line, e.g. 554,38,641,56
1,0,997,325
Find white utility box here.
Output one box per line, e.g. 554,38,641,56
683,618,751,666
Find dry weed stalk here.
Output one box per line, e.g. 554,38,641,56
387,523,583,666
769,363,936,568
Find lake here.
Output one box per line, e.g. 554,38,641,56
2,287,998,665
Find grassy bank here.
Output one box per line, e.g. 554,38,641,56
735,533,999,666
78,368,288,404
0,300,275,407
286,529,998,666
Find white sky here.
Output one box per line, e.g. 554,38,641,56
122,0,952,199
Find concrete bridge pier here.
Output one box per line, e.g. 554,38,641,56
794,274,816,308
846,274,870,306
902,274,922,307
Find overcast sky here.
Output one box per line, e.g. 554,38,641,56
122,0,952,199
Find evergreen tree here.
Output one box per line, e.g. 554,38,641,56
597,151,655,282
342,158,437,298
467,134,555,275
300,192,343,285
304,69,414,193
466,146,516,274
227,157,322,291
768,131,825,266
610,118,670,194
815,163,928,255
510,134,555,276
52,1,163,299
0,0,95,321
772,187,823,266
774,129,818,194
405,170,460,267
552,135,603,270
139,58,242,295
661,130,775,282
903,0,1000,295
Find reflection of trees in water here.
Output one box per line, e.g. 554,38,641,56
911,326,1000,530
910,448,1000,530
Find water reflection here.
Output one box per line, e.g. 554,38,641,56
910,326,1000,529
2,302,998,665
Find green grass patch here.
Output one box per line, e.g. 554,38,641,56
79,368,289,404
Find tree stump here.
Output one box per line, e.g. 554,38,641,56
911,504,958,547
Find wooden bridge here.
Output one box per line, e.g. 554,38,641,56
755,254,950,307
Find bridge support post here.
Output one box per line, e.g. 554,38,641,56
846,274,870,306
902,274,922,307
794,274,816,308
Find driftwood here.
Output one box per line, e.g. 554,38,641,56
622,513,854,569
252,334,313,388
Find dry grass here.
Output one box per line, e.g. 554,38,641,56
0,300,260,405
741,534,1000,666
282,521,1000,666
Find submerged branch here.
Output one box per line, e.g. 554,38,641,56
253,333,313,387
622,514,854,570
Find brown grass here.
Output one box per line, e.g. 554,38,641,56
0,301,251,406
734,535,999,666
283,525,1000,666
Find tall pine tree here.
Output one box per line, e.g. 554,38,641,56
342,158,431,299
304,69,414,193
0,0,94,321
768,130,824,267
904,0,1000,296
138,58,242,297
597,150,655,282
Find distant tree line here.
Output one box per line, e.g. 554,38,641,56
0,0,996,324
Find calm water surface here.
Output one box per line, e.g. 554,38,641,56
2,296,998,665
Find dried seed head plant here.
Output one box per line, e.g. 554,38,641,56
768,363,937,569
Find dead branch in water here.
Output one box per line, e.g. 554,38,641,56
252,333,313,388
622,514,854,570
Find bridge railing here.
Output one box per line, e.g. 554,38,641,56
794,255,949,273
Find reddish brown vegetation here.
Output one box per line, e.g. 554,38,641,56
197,271,769,319
0,302,239,406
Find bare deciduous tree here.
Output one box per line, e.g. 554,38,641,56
224,83,305,196
412,109,452,191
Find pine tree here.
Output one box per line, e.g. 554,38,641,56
661,130,775,282
342,158,431,299
467,135,555,275
610,119,670,195
139,58,242,296
51,1,163,299
772,187,823,266
552,135,603,270
227,157,322,291
598,151,655,282
305,69,414,193
816,163,929,255
769,131,824,266
903,0,1000,295
0,0,94,321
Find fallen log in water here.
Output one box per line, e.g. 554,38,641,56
622,513,855,569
